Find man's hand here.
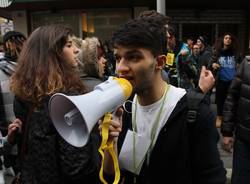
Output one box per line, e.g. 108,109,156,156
98,107,123,143
199,66,215,93
222,136,234,153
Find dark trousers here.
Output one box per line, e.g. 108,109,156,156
215,80,232,116
231,138,250,184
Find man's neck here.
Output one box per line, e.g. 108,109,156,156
137,78,166,106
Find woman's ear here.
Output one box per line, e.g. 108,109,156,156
156,55,166,69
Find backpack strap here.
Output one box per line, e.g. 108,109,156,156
186,90,205,126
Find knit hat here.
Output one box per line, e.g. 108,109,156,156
3,30,26,43
197,35,207,45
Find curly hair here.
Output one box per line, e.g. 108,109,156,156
3,31,26,61
213,32,240,54
10,24,86,106
137,10,171,27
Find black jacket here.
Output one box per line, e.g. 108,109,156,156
14,96,101,184
116,94,226,184
221,56,250,141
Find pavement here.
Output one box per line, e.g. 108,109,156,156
210,89,233,184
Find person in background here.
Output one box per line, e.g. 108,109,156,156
211,33,241,128
10,24,100,184
196,35,213,71
186,36,194,51
103,40,116,78
100,18,226,184
0,31,26,183
186,43,201,88
167,26,192,88
221,56,250,184
78,36,107,92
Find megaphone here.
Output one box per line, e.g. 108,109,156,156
49,77,132,147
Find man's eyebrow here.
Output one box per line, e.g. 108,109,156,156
124,49,143,56
114,49,143,57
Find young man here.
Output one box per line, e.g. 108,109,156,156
100,19,226,184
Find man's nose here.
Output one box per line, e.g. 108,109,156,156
116,59,129,73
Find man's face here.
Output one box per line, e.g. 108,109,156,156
114,45,157,94
192,44,200,56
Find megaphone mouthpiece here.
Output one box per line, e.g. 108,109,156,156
64,108,80,126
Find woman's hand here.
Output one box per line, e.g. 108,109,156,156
7,118,22,144
212,63,220,70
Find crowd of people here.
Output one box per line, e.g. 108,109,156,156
0,9,248,184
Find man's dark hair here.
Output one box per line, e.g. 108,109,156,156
112,19,167,57
137,10,171,27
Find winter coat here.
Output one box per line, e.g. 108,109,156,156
106,94,226,184
221,56,250,143
0,59,16,130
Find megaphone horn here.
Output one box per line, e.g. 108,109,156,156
49,77,132,147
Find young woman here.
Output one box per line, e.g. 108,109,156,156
211,33,241,128
10,24,100,184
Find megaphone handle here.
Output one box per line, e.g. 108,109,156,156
98,113,120,184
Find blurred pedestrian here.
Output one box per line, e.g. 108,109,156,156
211,33,241,128
0,31,26,183
221,56,250,184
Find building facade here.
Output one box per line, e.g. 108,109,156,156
1,0,250,54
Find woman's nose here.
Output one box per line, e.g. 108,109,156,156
74,45,80,54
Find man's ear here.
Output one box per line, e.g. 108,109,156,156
156,55,166,69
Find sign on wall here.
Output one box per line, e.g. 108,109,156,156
0,0,13,7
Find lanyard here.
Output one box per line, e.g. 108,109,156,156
132,83,170,173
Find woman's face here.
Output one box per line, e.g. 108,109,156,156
223,35,232,47
97,46,107,78
62,36,80,67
